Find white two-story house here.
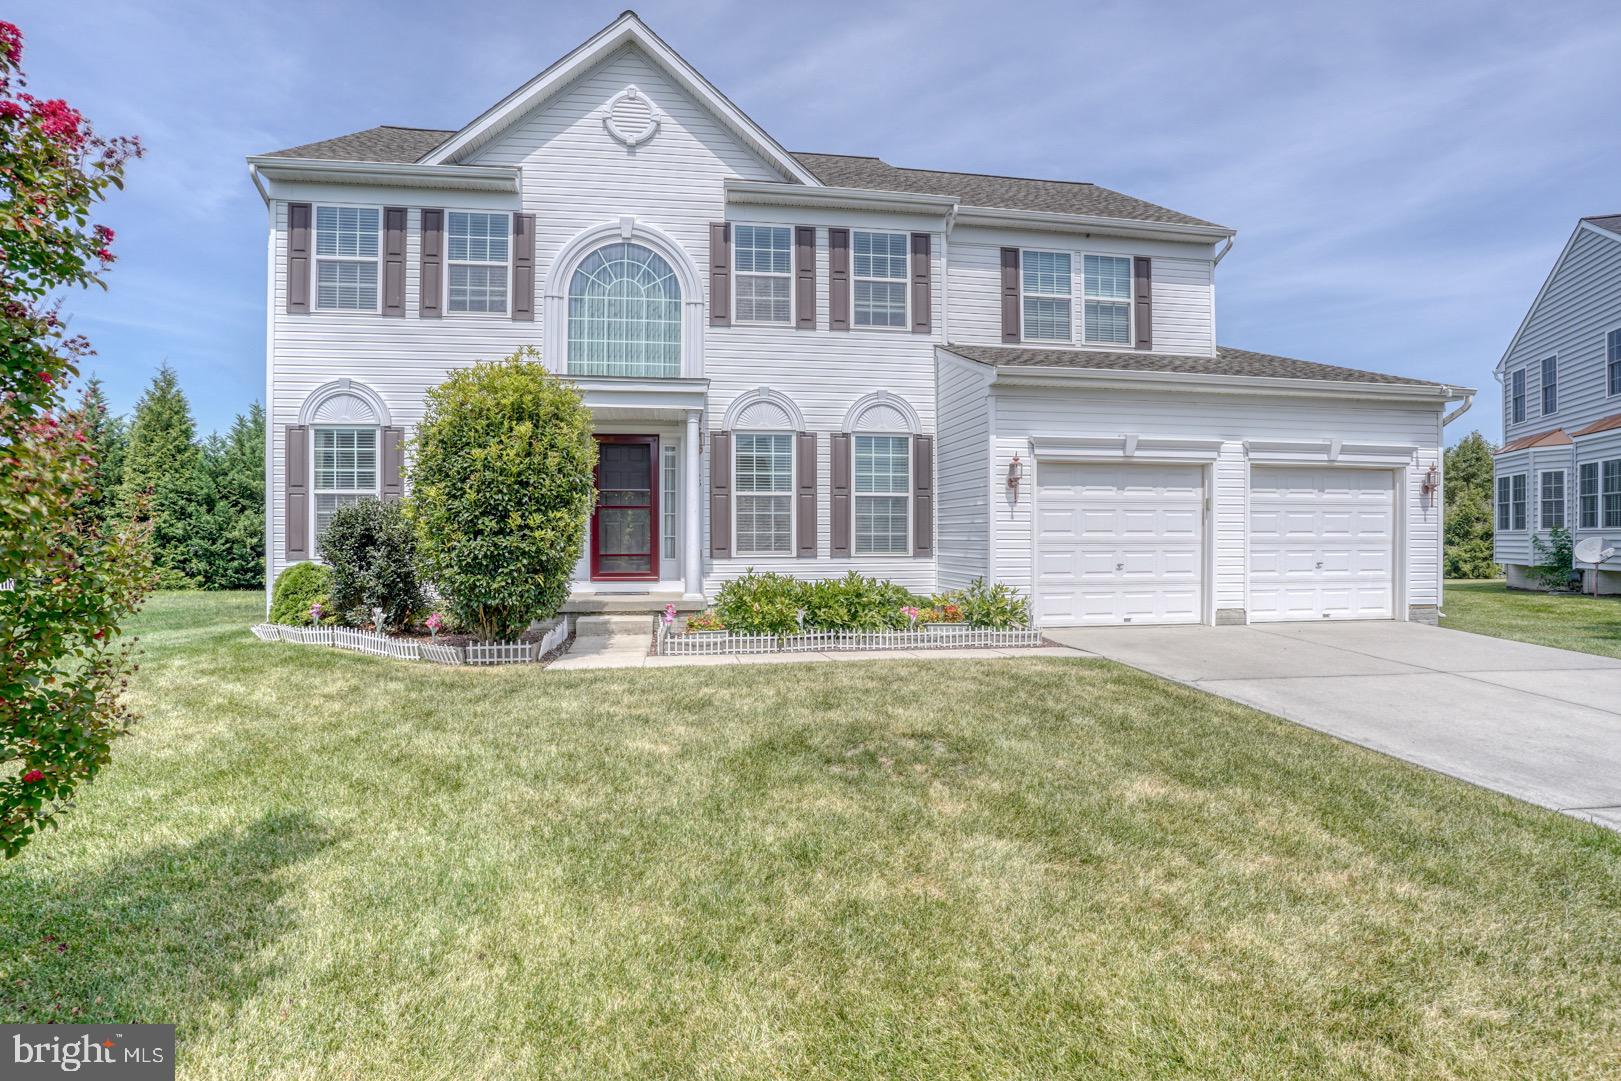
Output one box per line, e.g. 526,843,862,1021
250,11,1472,627
1493,214,1621,593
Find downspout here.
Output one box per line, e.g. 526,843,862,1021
1435,386,1477,621
1213,236,1235,265
1442,389,1474,427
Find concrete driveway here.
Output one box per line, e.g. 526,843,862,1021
1045,621,1621,830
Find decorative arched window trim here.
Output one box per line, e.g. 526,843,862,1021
543,218,705,379
297,378,392,427
722,387,804,431
842,390,920,434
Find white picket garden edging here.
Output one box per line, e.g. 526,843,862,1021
253,617,570,667
657,625,1042,656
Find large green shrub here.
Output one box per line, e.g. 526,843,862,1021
1531,526,1576,590
942,578,1030,628
800,571,922,631
1443,485,1498,579
407,348,596,640
714,571,806,635
320,497,423,629
269,562,332,625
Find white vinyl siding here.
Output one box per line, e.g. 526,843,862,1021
733,433,794,555
1541,356,1558,415
567,242,682,377
312,426,379,552
854,434,910,554
733,224,792,324
1082,253,1132,345
1539,469,1566,529
447,211,509,314
1497,473,1527,532
1021,250,1071,342
1580,462,1600,529
314,206,379,311
1510,369,1525,424
852,230,909,329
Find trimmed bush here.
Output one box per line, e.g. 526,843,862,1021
714,572,805,635
938,578,1030,629
269,561,332,625
407,348,596,641
320,497,424,629
800,571,922,631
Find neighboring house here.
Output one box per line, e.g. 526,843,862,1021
249,11,1473,627
1493,214,1621,593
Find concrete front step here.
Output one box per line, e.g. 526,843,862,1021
573,613,655,639
562,593,703,614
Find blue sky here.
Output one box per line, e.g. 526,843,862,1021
18,0,1621,441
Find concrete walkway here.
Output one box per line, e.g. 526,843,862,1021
1045,621,1621,830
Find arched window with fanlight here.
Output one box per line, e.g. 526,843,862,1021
566,242,682,377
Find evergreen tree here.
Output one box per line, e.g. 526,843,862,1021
1443,431,1495,509
192,403,265,589
1444,485,1498,578
76,375,127,528
118,364,206,587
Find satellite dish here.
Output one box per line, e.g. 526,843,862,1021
1574,537,1615,565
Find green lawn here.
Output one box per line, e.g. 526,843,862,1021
3,592,1619,1079
1443,579,1621,659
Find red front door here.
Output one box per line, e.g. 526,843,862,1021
591,435,659,580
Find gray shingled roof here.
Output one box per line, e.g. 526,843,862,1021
1585,214,1621,235
943,343,1440,386
793,153,1224,230
262,125,453,163
258,128,1224,230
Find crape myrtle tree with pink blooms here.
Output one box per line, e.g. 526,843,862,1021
0,21,152,857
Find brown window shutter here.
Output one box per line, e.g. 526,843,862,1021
1133,256,1153,350
796,431,818,557
912,434,933,556
511,213,536,321
286,203,312,314
910,233,932,334
381,426,404,500
794,226,816,329
285,425,309,560
382,207,407,316
1000,247,1021,342
830,432,851,555
709,221,731,326
709,430,732,558
419,209,444,318
828,228,851,331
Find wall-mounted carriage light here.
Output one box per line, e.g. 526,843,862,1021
1421,464,1439,497
1007,454,1025,500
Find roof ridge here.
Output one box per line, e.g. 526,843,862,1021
376,124,456,133
798,151,1098,189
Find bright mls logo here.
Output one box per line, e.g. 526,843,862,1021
4,1026,174,1079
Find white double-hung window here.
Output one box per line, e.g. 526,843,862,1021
734,225,792,323
854,434,910,554
1539,470,1566,529
1022,251,1072,341
1496,473,1527,531
447,211,509,313
312,427,379,552
1082,253,1132,345
1580,463,1600,529
852,230,909,328
1606,460,1621,529
734,433,794,555
314,206,380,311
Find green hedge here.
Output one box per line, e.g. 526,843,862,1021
708,571,1029,635
269,561,332,625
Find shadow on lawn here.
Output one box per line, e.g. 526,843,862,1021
0,811,334,1027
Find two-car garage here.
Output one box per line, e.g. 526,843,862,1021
1032,458,1397,627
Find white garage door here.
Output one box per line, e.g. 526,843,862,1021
1248,466,1395,622
1035,461,1204,626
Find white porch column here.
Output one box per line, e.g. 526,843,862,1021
683,408,704,601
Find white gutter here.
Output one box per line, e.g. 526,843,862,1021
986,362,1475,403
951,204,1235,243
245,156,521,194
1443,392,1475,427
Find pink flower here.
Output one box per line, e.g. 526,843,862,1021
0,22,21,65
21,770,43,783
425,612,444,635
662,603,676,626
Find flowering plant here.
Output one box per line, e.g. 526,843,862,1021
662,603,676,626
900,605,922,625
308,601,324,624
684,610,725,632
425,612,445,637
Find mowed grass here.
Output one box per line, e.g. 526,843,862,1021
1443,578,1621,660
2,594,1619,1079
